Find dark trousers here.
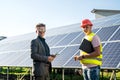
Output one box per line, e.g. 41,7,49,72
34,66,50,80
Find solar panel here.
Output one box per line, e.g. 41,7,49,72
50,47,65,55
8,52,28,66
46,36,56,44
96,26,119,41
52,45,79,67
0,51,31,67
92,14,120,28
110,27,120,40
55,32,81,46
93,21,106,28
47,33,68,47
102,19,120,27
0,40,31,52
0,43,11,52
113,20,120,25
70,33,84,45
18,51,32,67
0,53,9,66
0,14,120,70
102,42,120,68
92,28,100,33
64,51,82,68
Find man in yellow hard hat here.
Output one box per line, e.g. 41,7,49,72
74,19,102,80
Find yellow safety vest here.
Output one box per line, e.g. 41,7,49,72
80,32,102,65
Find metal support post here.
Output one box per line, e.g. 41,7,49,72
7,67,9,80
62,68,64,80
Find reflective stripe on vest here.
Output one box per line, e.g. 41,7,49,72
80,32,103,65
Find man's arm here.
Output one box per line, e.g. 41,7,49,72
76,35,101,60
81,46,101,58
31,40,48,62
31,40,55,62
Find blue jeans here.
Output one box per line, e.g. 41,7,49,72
82,66,100,80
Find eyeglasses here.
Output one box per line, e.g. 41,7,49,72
38,29,46,33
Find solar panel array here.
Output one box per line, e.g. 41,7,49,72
50,25,120,69
0,14,120,70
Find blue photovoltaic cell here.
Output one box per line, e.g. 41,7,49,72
96,26,118,41
93,21,105,28
47,34,68,47
0,40,30,52
24,40,32,50
7,40,29,50
0,43,10,52
102,42,120,68
0,53,9,66
70,32,84,45
52,45,79,67
7,51,28,66
50,47,65,55
18,51,32,67
92,28,100,33
0,51,32,66
93,14,120,28
46,36,56,44
64,51,82,68
113,20,120,25
55,32,81,46
102,19,120,27
110,27,120,40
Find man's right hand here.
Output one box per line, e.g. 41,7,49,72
48,56,55,62
74,55,79,61
50,54,56,58
74,55,83,61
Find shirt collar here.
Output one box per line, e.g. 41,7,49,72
38,36,45,41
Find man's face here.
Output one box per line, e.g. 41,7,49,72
81,25,92,35
36,26,46,38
